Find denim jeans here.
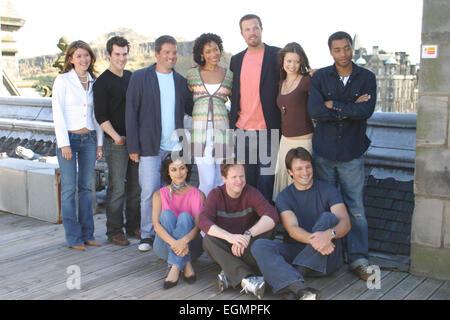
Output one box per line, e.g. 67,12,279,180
312,154,369,268
56,131,97,247
103,137,141,238
235,130,276,203
153,210,203,270
251,212,343,293
139,150,170,240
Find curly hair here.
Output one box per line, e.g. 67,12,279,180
160,153,193,185
278,42,311,80
193,33,223,66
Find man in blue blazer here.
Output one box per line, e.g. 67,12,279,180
126,35,193,252
230,14,281,203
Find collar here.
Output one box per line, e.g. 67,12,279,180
68,68,94,82
328,61,360,78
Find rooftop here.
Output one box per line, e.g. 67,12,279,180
1,211,448,300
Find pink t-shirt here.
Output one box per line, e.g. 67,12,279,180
160,186,203,219
236,49,267,130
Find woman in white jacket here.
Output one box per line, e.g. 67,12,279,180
52,40,104,251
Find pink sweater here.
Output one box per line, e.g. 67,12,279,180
160,186,203,219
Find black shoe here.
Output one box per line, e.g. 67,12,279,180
164,266,180,289
182,272,197,284
163,278,179,289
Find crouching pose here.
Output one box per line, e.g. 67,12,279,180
251,147,351,300
199,159,278,299
152,154,204,289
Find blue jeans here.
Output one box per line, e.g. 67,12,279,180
138,150,170,240
251,212,343,293
153,210,203,270
235,130,276,202
56,131,97,247
312,154,369,268
103,137,141,237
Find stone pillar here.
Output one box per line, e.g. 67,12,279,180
411,0,450,280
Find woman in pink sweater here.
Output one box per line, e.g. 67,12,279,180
152,154,205,289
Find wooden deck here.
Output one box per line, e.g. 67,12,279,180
0,211,448,300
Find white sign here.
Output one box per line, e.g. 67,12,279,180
422,45,438,59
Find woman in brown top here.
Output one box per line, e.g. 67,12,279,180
273,42,314,200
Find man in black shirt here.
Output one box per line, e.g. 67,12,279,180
94,36,140,246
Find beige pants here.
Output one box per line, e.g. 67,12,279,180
272,135,312,201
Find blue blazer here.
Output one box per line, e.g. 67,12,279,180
125,63,193,156
229,44,281,130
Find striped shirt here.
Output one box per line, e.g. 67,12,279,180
199,184,279,234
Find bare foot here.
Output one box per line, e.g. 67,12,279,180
183,262,195,277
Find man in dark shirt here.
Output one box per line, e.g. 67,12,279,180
307,31,376,280
229,14,281,203
199,159,278,299
93,36,140,246
251,147,351,300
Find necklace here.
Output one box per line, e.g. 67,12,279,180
77,73,89,84
283,75,300,94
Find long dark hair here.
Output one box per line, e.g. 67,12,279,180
63,40,97,78
278,42,310,80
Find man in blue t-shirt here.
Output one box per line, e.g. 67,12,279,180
251,147,351,300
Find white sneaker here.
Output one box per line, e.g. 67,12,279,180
138,243,151,252
217,271,230,293
240,276,265,299
15,146,34,160
297,287,320,300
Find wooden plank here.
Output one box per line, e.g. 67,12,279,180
0,243,139,299
139,256,219,300
357,271,409,300
305,265,349,291
381,274,426,300
22,253,157,300
429,281,450,300
112,254,215,299
320,270,360,300
404,278,446,300
333,270,391,300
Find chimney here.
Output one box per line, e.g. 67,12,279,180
373,46,379,55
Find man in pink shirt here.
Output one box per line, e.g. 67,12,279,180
230,14,281,203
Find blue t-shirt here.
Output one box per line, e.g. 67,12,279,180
156,71,178,151
275,180,343,242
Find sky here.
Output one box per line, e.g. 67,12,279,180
12,0,424,68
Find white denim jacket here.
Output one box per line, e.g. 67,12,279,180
52,69,104,148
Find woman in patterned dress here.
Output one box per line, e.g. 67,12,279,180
187,33,233,197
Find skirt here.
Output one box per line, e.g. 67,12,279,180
272,135,312,201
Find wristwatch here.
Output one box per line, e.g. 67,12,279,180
330,229,337,239
244,230,252,238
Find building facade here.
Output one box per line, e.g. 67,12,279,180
354,39,419,114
